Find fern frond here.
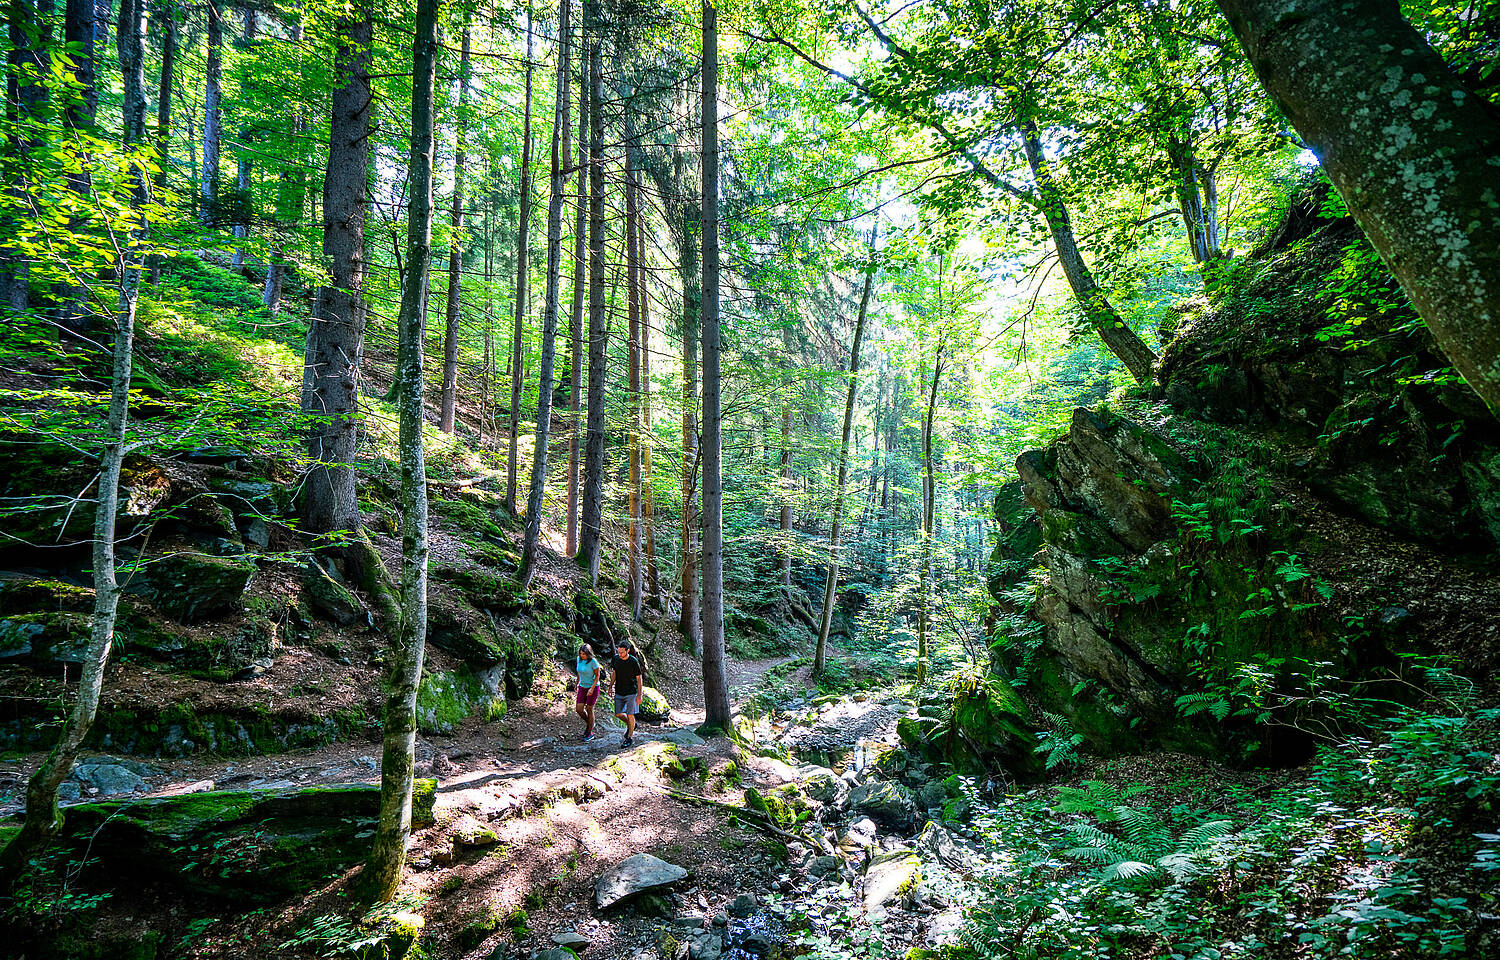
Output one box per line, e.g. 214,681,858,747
1178,819,1235,849
1063,845,1117,864
1106,860,1160,881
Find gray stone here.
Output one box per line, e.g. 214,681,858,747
794,765,849,809
662,727,706,747
535,950,577,960
809,855,842,878
595,853,688,910
726,893,757,918
862,849,920,914
914,822,969,870
550,931,589,951
848,780,917,830
688,934,721,960
72,762,148,796
304,563,367,627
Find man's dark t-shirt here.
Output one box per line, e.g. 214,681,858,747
612,654,644,696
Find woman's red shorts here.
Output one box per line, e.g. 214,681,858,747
576,684,599,707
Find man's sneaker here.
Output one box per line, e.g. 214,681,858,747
621,735,633,747
582,733,596,742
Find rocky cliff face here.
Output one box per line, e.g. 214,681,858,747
994,204,1500,765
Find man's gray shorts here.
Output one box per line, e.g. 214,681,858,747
613,694,638,715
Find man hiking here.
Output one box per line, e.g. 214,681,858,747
574,643,603,741
608,640,646,748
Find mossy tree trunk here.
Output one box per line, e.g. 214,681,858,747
577,10,609,585
1216,0,1500,414
507,11,535,516
362,0,436,904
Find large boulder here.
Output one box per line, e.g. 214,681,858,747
595,853,688,910
900,681,1041,780
848,780,917,831
794,764,850,810
51,780,436,902
862,849,920,914
303,563,368,627
127,551,255,624
638,686,671,721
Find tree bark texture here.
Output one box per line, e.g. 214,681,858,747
301,1,371,539
916,341,944,687
566,44,588,558
519,0,572,588
699,0,730,732
363,0,437,904
626,130,643,618
507,13,535,515
577,23,608,584
1216,0,1500,414
439,27,471,435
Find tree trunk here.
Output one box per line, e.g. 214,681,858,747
2,0,50,316
814,242,875,679
439,27,471,434
0,0,145,889
518,0,572,587
1216,0,1500,414
363,0,438,904
639,211,660,604
916,341,944,687
154,4,174,180
1019,121,1156,384
778,324,794,589
566,42,588,558
200,0,222,224
231,8,255,267
507,12,535,515
301,0,371,543
577,20,608,584
626,126,643,618
53,0,98,332
699,0,730,733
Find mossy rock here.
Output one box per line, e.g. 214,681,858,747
430,498,507,541
0,611,90,663
638,686,670,721
304,564,368,627
949,680,1042,780
743,785,809,828
416,668,504,735
51,780,436,903
426,602,508,666
435,564,528,614
125,552,255,624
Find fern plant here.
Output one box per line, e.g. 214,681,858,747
1055,783,1236,884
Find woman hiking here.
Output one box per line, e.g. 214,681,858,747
574,643,603,741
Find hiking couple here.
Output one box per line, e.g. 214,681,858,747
574,640,647,747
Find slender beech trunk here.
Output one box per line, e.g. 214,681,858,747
439,27,471,434
577,20,608,583
675,126,702,652
3,0,50,315
363,0,438,905
518,0,572,587
625,129,643,618
699,0,730,732
639,216,660,604
566,46,588,558
301,1,371,542
916,340,944,688
200,0,222,224
1017,120,1155,383
153,4,174,181
814,244,875,679
507,12,535,515
778,324,794,590
231,7,255,266
0,0,146,889
1215,0,1500,414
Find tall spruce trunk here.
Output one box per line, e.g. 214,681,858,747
577,20,608,584
363,0,438,904
507,13,535,515
1215,0,1500,414
519,0,572,587
3,0,50,316
301,1,371,542
1018,121,1155,384
675,145,702,652
699,0,730,732
813,247,875,679
625,131,643,617
639,216,660,604
566,46,588,558
200,0,222,224
439,27,471,434
55,0,98,333
778,323,794,590
0,0,147,888
916,341,944,687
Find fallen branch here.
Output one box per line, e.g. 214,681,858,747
656,787,806,846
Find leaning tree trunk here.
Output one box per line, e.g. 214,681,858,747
362,0,438,905
1215,0,1500,414
566,44,588,558
577,21,608,584
518,0,572,588
439,26,471,434
301,0,371,549
813,244,875,679
1018,121,1156,384
699,0,730,733
200,0,222,224
0,0,147,889
507,12,535,516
